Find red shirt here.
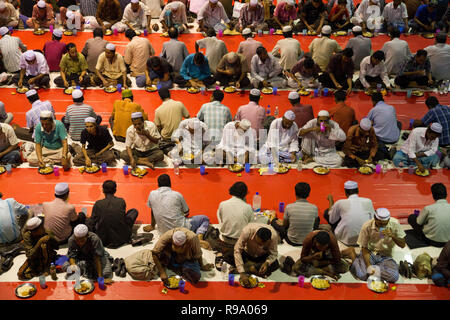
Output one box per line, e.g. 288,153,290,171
328,5,349,23
329,102,356,135
43,40,67,72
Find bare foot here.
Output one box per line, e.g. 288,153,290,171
200,240,212,250
143,225,154,232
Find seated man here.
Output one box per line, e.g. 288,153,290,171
0,1,19,28
381,28,412,76
13,50,50,89
0,102,12,125
382,0,409,33
292,230,349,279
197,0,230,32
424,32,450,82
392,123,441,171
357,51,391,90
237,27,263,72
124,29,155,86
324,181,375,246
0,123,21,165
152,228,214,284
288,91,314,130
308,25,341,71
349,208,406,283
88,180,138,249
297,0,328,34
81,28,108,74
120,0,151,33
175,52,215,88
298,110,346,167
27,111,71,170
234,89,266,139
120,112,164,169
269,0,297,30
195,28,228,74
329,90,357,136
138,56,173,89
259,110,299,165
431,240,450,287
62,8,85,31
160,1,188,33
271,26,303,72
286,56,321,89
0,193,29,246
237,0,267,33
270,182,319,247
408,183,450,247
43,30,67,73
160,27,189,74
328,0,351,31
64,224,113,283
346,26,372,71
91,0,123,32
54,43,90,89
351,0,382,32
93,43,131,88
43,183,85,244
409,0,438,33
72,117,116,167
394,50,434,88
215,52,250,88
318,48,354,93
17,217,59,280
26,0,55,31
216,119,257,165
250,46,286,89
343,118,384,167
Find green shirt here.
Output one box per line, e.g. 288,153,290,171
59,52,88,75
34,120,67,150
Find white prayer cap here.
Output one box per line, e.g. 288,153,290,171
282,25,292,33
53,29,63,38
288,91,299,100
250,88,260,96
239,119,251,131
37,0,46,8
66,11,75,19
85,117,96,123
210,0,218,3
187,118,202,131
321,25,331,35
317,110,330,117
284,110,296,121
25,89,37,97
0,2,6,10
242,28,252,35
286,0,295,5
430,122,442,134
250,0,258,6
106,43,116,51
55,182,69,195
131,112,143,119
40,110,53,118
26,217,42,230
74,224,89,238
24,50,36,61
0,27,8,36
131,0,139,3
352,26,362,33
172,230,187,246
72,89,83,99
171,1,180,9
375,208,390,221
226,52,239,63
359,118,372,131
344,180,358,190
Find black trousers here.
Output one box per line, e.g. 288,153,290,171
355,75,385,89
62,115,102,132
223,251,280,274
318,72,351,89
173,74,216,88
407,214,446,248
394,75,429,88
323,208,340,232
343,149,385,168
215,72,250,88
54,73,90,88
12,74,50,88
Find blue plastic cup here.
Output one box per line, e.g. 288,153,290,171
98,277,106,290
407,89,412,98
8,26,12,35
200,165,206,175
323,88,329,96
228,274,235,286
279,202,285,213
39,275,47,289
117,83,122,93
302,29,307,36
414,209,420,216
258,29,262,37
101,163,107,172
409,119,414,129
245,163,250,173
273,87,277,95
123,165,129,175
313,89,319,97
5,164,12,174
144,28,148,36
179,279,185,293
76,85,80,90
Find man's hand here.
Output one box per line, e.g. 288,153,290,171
382,227,394,238
201,263,214,271
290,153,296,163
312,251,323,260
28,77,35,85
146,77,152,86
104,278,114,284
102,79,109,87
38,160,45,168
262,80,270,87
327,194,333,202
143,225,154,232
130,158,137,169
18,79,23,87
259,262,270,276
235,82,240,89
367,156,373,164
417,162,426,173
346,87,352,95
357,157,366,166
335,83,343,90
85,158,92,167
63,80,69,88
160,272,169,285
240,273,250,287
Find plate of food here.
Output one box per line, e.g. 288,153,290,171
135,30,142,36
310,275,331,290
334,31,347,36
224,86,236,93
74,280,95,295
63,30,73,36
33,28,45,35
421,33,434,39
228,164,244,173
358,165,374,175
105,29,113,36
261,87,273,94
38,166,54,175
187,87,200,94
274,165,289,174
0,166,5,174
412,90,424,97
160,32,169,37
298,88,310,96
64,87,74,95
16,87,29,94
275,30,283,35
84,165,100,174
368,277,388,293
363,32,374,38
104,85,117,93
145,85,157,92
131,167,147,178
313,166,330,175
415,168,430,177
181,153,195,161
239,275,259,289
307,30,317,36
365,88,387,96
15,283,37,299
165,275,182,289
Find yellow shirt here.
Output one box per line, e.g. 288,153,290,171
112,99,148,138
154,99,190,140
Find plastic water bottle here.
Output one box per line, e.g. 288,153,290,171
274,106,279,117
267,105,271,115
297,158,302,171
221,262,229,280
174,163,180,175
444,80,449,94
252,192,261,212
39,275,47,289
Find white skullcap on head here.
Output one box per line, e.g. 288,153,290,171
282,25,292,33
26,217,42,231
24,50,36,61
250,0,258,5
288,91,299,100
0,2,6,10
430,122,442,134
40,110,53,118
250,88,260,96
239,119,251,131
284,110,296,121
287,0,295,5
344,180,358,190
131,112,143,119
318,110,330,117
321,25,331,35
172,230,187,246
72,89,83,99
210,0,218,3
226,52,239,63
375,208,390,221
66,11,75,19
242,28,252,35
359,118,372,131
187,118,202,131
85,117,96,123
53,29,63,38
171,1,180,8
74,224,89,238
37,0,46,8
0,26,8,36
55,182,69,195
352,26,362,32
106,43,116,51
25,89,37,97
131,0,139,3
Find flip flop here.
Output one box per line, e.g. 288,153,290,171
215,254,224,271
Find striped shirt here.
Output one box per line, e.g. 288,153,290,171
64,103,97,141
284,199,318,245
26,100,55,130
421,104,450,146
197,101,232,142
0,35,26,73
80,0,99,16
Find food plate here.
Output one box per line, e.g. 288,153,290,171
334,31,347,36
160,32,169,37
358,165,374,175
74,280,95,295
412,90,424,97
16,87,29,94
228,164,244,173
131,167,147,178
275,30,283,35
239,275,259,289
63,30,73,36
187,87,200,94
33,29,45,35
261,87,273,94
363,32,374,38
368,277,388,293
38,166,54,175
313,166,330,175
298,88,310,96
135,30,142,36
15,283,37,299
307,30,317,36
0,166,5,174
104,86,117,93
421,33,434,39
365,88,387,96
84,165,100,174
64,87,74,95
105,29,113,36
273,165,289,174
165,275,182,289
311,275,331,290
145,85,157,92
181,153,195,161
224,86,236,93
415,168,430,177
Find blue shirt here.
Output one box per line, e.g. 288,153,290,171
367,101,400,143
0,198,28,244
415,5,437,25
422,104,450,146
180,54,211,81
34,120,68,150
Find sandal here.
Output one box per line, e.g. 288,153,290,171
215,253,224,271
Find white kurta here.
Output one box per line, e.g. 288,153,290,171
216,121,257,163
259,118,299,164
170,119,210,164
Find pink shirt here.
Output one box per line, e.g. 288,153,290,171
234,101,266,138
43,198,77,242
43,40,67,72
274,2,297,24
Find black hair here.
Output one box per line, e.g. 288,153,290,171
304,57,315,69
73,96,84,103
425,96,439,108
345,188,359,196
334,90,347,102
93,28,103,38
436,32,447,44
168,27,178,39
125,28,137,40
27,94,39,103
372,50,385,61
147,56,161,69
158,87,171,100
206,27,216,37
249,93,260,103
55,191,69,201
103,180,117,194
193,52,205,65
66,42,77,51
289,97,300,105
342,47,353,58
212,89,224,102
157,174,171,187
314,231,331,245
295,182,311,199
229,182,248,199
256,227,272,242
416,49,428,58
256,46,267,56
283,30,293,38
371,92,384,104
390,28,401,39
431,183,447,201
